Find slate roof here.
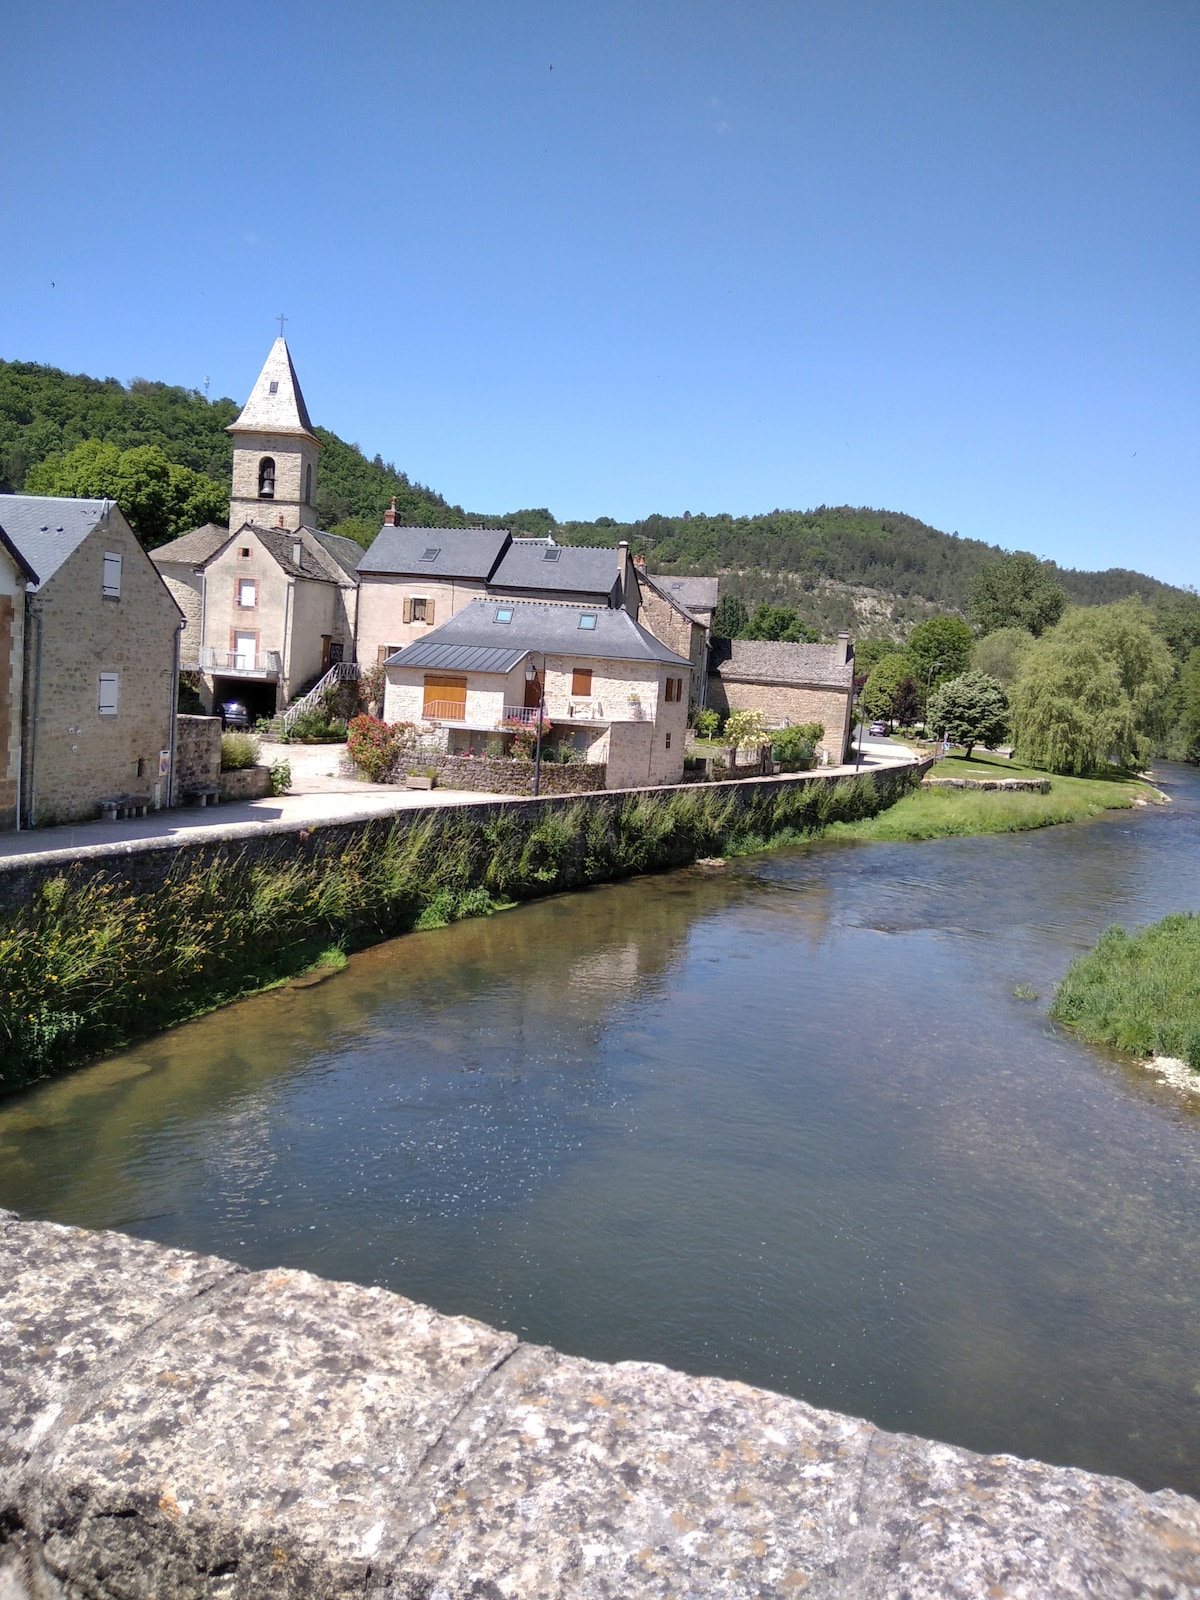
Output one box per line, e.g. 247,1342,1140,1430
648,574,719,617
490,540,621,598
149,522,233,568
357,526,510,580
0,521,39,585
386,599,691,672
710,639,854,690
309,529,364,580
250,525,338,583
228,338,318,439
0,494,112,591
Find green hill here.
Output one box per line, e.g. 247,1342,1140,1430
0,358,1184,637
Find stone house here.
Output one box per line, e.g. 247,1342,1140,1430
382,598,691,789
0,495,183,826
152,520,361,721
634,568,717,708
0,525,37,830
707,636,855,765
356,522,638,666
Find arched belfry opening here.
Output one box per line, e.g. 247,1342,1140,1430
227,337,323,533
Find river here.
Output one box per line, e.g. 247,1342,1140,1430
3,764,1200,1496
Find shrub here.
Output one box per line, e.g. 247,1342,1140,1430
269,761,292,796
345,715,415,782
1051,913,1200,1068
723,709,768,750
220,733,260,771
285,704,348,743
693,707,721,739
772,722,824,770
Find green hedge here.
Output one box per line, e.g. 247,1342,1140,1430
0,772,910,1093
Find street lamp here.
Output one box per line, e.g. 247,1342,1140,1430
525,654,546,797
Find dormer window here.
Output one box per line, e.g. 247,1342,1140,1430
494,607,514,624
578,613,597,630
420,547,441,562
258,457,276,499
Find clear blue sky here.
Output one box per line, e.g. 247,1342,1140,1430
3,1,1197,583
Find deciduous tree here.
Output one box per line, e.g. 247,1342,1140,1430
926,672,1009,758
968,551,1066,637
971,626,1034,687
905,616,974,692
24,439,228,549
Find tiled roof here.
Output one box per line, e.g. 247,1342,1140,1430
0,494,111,591
228,339,317,439
386,598,691,671
358,526,510,580
647,574,719,616
150,522,233,567
490,540,621,598
711,639,854,689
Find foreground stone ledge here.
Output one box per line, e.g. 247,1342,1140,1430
1,1215,1198,1598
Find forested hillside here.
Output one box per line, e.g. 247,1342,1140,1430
0,358,1184,631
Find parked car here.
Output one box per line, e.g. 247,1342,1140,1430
220,700,250,729
868,721,889,736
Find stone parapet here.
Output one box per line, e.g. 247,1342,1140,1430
416,752,608,795
0,1214,1196,1598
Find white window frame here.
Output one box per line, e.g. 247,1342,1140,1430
102,552,122,598
237,578,258,609
98,672,119,715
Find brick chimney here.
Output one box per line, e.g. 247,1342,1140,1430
633,554,646,570
276,513,285,529
383,497,398,526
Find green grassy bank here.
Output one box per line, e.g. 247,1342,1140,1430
0,773,909,1094
1051,913,1200,1069
826,755,1154,843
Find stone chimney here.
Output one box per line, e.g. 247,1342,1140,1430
836,631,851,665
383,497,398,526
617,540,630,604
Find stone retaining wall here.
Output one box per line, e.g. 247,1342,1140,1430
923,776,1053,793
0,762,926,917
0,1213,1196,1599
218,765,273,802
416,752,608,795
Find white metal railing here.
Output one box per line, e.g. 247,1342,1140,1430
500,705,541,725
201,647,282,675
281,660,360,730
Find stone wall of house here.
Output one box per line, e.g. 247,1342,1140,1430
22,509,180,827
415,752,608,795
171,715,221,801
0,555,25,832
0,1213,1195,1600
708,676,853,765
154,563,203,667
637,583,706,700
357,574,489,667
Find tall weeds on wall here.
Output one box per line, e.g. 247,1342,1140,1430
0,772,909,1092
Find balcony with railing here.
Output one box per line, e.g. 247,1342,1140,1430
200,647,282,678
421,699,472,723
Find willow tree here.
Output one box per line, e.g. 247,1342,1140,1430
1011,601,1173,773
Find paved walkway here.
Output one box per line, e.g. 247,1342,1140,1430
0,737,920,870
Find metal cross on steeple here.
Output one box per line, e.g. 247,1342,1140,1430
277,313,287,338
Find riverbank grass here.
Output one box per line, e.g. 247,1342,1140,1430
1051,913,1200,1069
826,754,1153,842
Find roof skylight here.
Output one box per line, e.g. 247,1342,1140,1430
542,547,560,561
494,607,514,624
578,613,597,630
420,547,441,561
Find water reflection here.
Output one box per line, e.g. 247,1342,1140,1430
2,769,1200,1495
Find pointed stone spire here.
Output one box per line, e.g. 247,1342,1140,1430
227,338,318,442
226,338,322,531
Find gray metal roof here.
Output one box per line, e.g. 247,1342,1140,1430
0,494,113,591
386,598,691,671
648,573,719,616
388,640,531,674
358,526,509,579
490,540,621,598
711,639,854,690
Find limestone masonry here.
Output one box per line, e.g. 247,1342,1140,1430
1,1214,1198,1598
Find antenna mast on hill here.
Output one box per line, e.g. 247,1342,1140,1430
203,375,210,397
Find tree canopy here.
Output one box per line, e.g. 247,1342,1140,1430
860,653,912,723
1011,601,1174,773
741,603,818,643
970,626,1035,687
968,551,1067,637
927,672,1009,758
905,616,974,688
24,440,228,549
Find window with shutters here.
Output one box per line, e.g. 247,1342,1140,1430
571,667,592,697
102,552,122,599
377,643,403,665
98,673,119,715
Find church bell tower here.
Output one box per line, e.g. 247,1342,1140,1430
227,337,321,532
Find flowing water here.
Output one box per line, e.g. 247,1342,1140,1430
3,766,1200,1495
